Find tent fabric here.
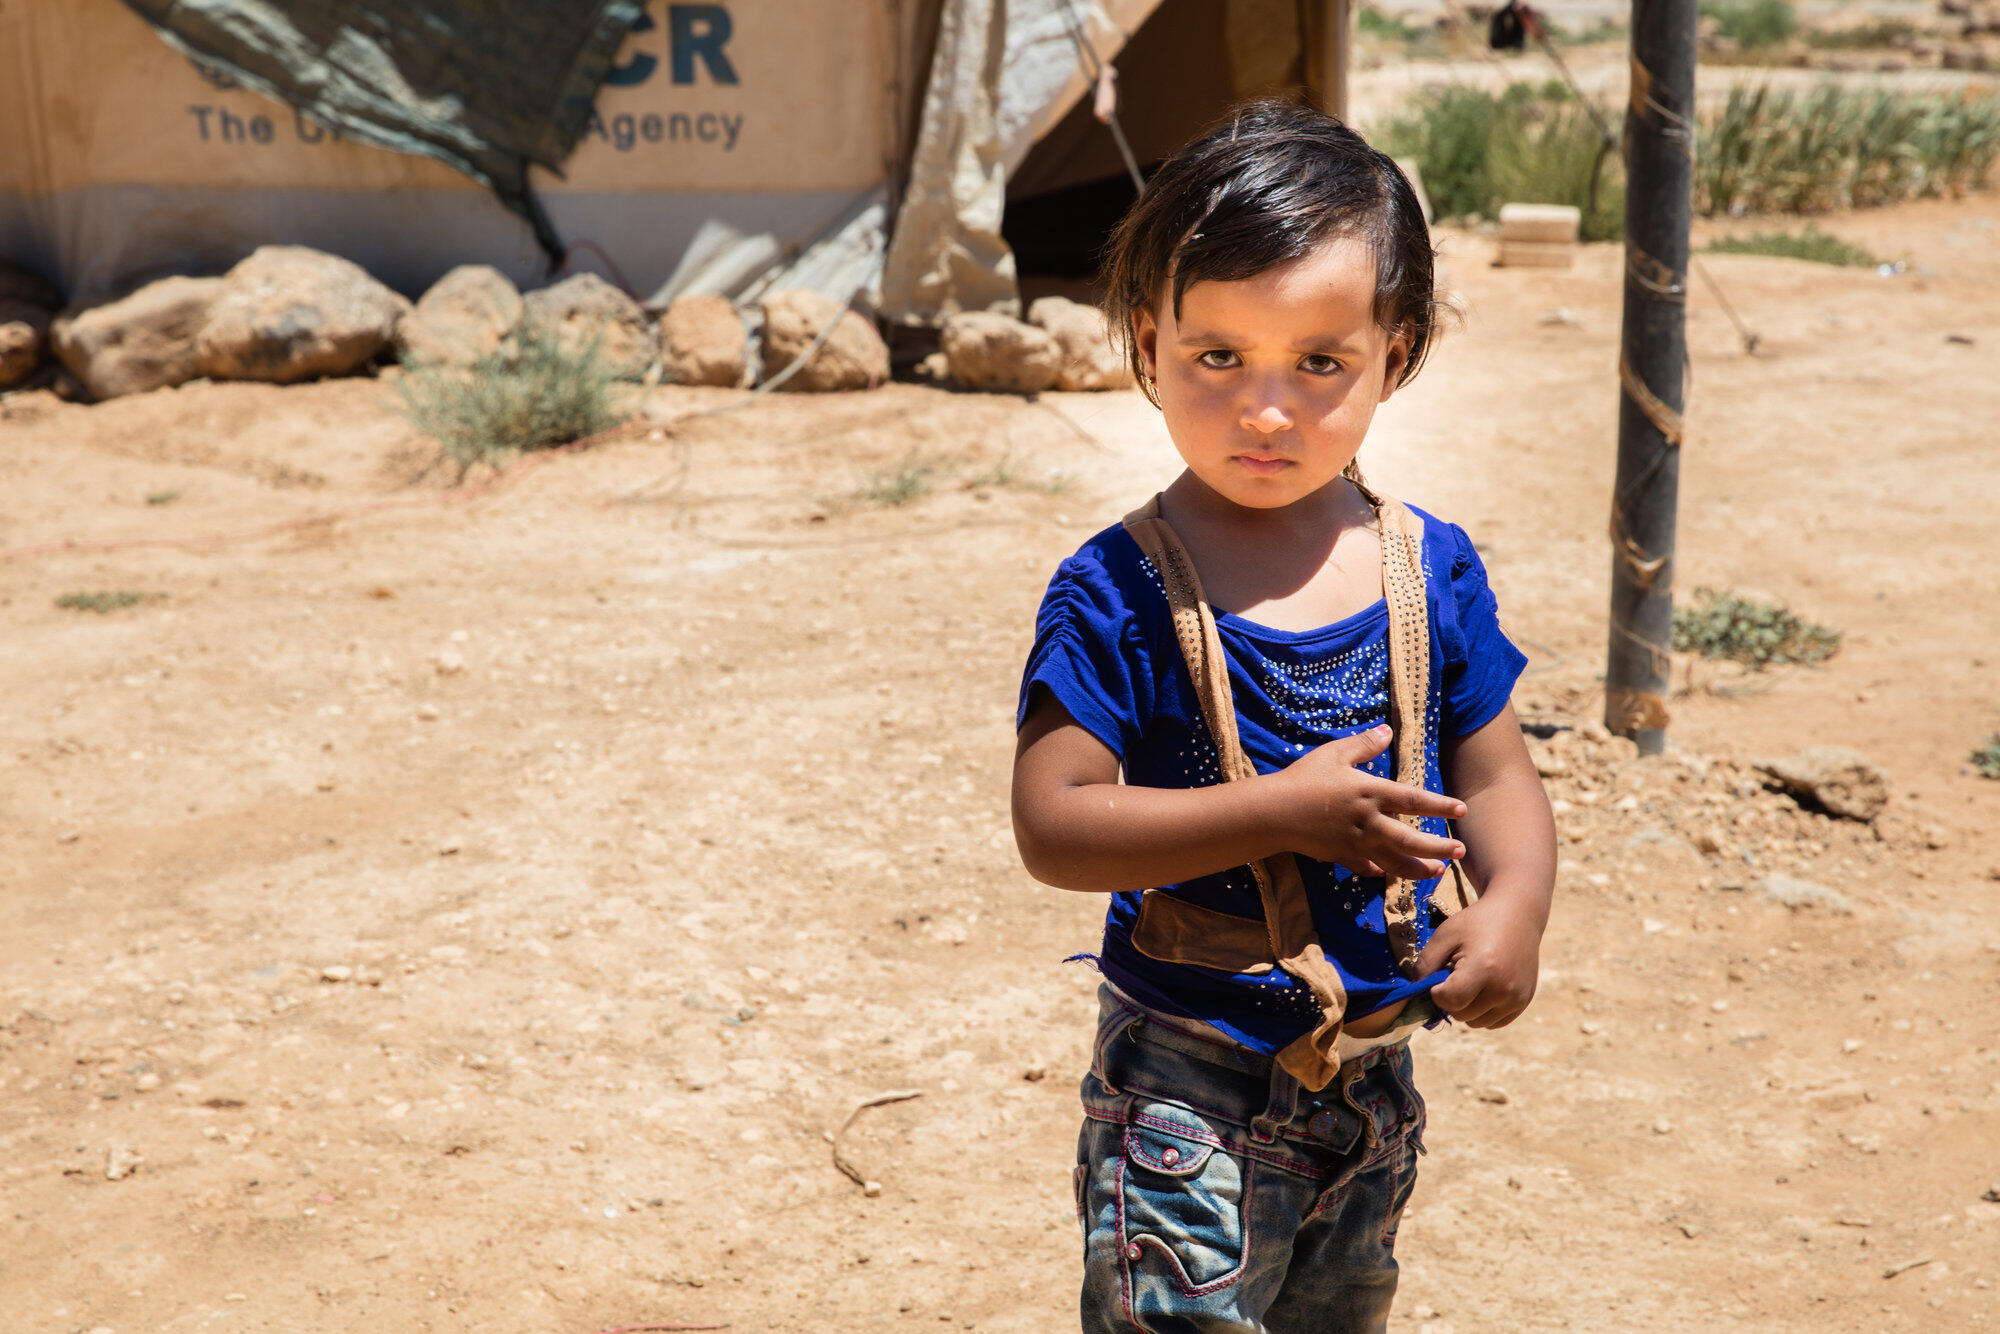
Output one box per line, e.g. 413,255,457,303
2,0,898,306
116,0,645,265
879,0,1161,324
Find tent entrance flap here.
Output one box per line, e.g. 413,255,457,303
1004,0,1340,285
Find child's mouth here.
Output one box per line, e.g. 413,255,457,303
1235,454,1293,476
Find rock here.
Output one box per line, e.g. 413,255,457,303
0,262,60,386
0,297,52,388
757,288,888,391
1759,875,1854,914
660,294,747,387
1026,296,1130,390
521,272,656,380
52,276,225,399
942,311,1061,393
1755,746,1890,821
397,264,521,367
320,964,353,982
105,1145,142,1181
1527,739,1565,778
194,246,409,383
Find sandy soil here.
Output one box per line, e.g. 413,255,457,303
3,194,1998,1334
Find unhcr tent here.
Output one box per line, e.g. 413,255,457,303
0,0,1355,320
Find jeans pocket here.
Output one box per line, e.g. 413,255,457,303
1119,1105,1250,1296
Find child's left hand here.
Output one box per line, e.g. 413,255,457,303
1413,894,1543,1029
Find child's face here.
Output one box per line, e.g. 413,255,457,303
1133,234,1410,512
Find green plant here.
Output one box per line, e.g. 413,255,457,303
145,489,180,506
1672,588,1840,668
858,454,938,507
1489,98,1624,241
1379,85,1505,222
1971,734,2000,780
1379,83,1620,239
1701,0,1798,49
1707,226,1881,266
56,590,165,613
395,318,625,480
1697,85,2000,217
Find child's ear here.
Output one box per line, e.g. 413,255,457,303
1378,327,1413,402
1132,306,1160,382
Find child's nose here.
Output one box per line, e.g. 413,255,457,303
1240,401,1292,435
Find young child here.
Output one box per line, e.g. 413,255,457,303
1011,100,1556,1333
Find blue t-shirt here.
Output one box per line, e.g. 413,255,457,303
1016,505,1528,1056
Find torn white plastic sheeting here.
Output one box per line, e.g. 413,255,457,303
879,0,1161,325
646,190,887,311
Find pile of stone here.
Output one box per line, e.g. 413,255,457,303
935,296,1131,394
0,262,61,391
5,242,1135,403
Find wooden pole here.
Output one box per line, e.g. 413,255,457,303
1308,0,1351,121
1604,0,1696,756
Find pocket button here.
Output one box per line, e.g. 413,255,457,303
1125,1243,1142,1261
1160,1147,1181,1166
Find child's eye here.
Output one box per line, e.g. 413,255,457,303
1196,350,1239,369
1300,354,1343,375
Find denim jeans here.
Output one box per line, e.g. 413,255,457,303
1075,986,1426,1333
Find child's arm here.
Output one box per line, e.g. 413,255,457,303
1413,701,1557,1028
1012,692,1469,894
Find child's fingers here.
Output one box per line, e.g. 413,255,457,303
1352,775,1465,820
1318,724,1394,769
1384,784,1467,820
1367,814,1464,864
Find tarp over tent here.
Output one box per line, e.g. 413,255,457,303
0,0,1350,319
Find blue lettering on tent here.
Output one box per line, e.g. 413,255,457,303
669,5,738,85
582,107,742,152
604,6,660,86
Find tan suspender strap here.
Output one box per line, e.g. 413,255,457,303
1362,487,1477,924
1121,495,1346,1090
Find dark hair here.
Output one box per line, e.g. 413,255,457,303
1100,97,1440,406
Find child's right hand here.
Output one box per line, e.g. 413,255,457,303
1268,724,1467,879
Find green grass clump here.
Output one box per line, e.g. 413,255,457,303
1384,80,2000,232
395,318,624,480
1379,83,1620,239
56,590,165,613
1701,0,1797,49
1698,85,2000,216
144,489,180,506
1707,226,1881,266
1971,735,2000,780
1673,589,1840,668
858,455,938,507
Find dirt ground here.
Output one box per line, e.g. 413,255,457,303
3,192,1999,1333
